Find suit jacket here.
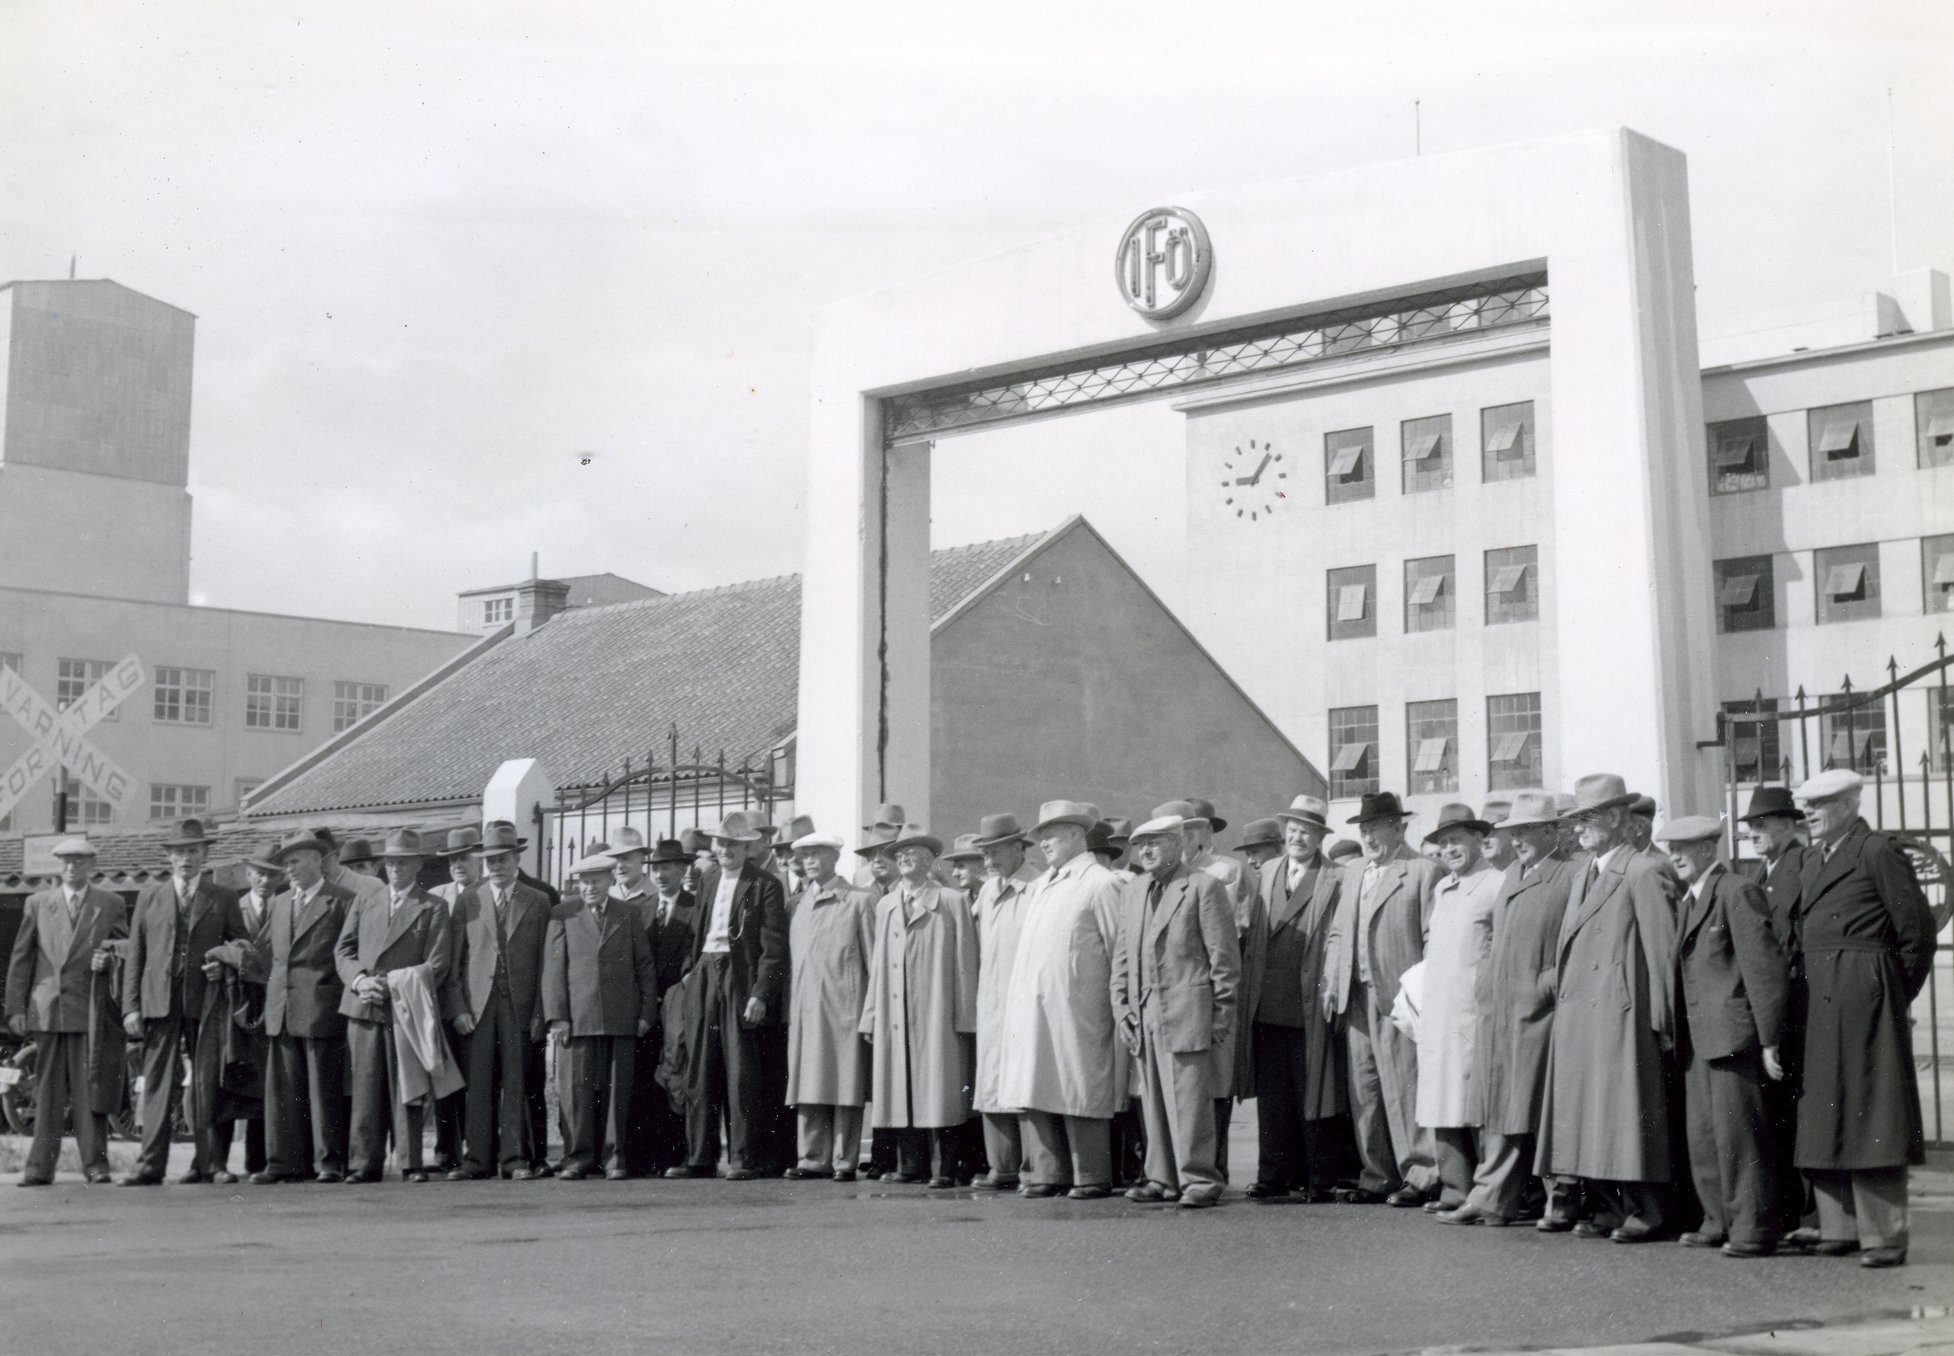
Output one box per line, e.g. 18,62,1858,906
128,877,244,1019
1256,853,1339,1027
334,886,454,1024
543,896,657,1037
1740,844,1816,959
640,890,697,996
443,879,551,1034
260,882,353,1039
687,862,788,1024
1109,865,1241,1057
1476,853,1577,1135
1676,864,1789,1062
1323,843,1440,1016
5,885,129,1032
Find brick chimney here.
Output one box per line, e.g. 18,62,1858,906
513,577,570,634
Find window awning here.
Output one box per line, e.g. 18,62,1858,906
1409,573,1447,606
1330,742,1369,773
1336,584,1369,622
1713,436,1756,470
1328,444,1366,478
1413,737,1450,774
1718,573,1759,607
1408,433,1444,463
1933,554,1954,587
1824,562,1867,599
1490,563,1531,595
1929,413,1954,445
1486,421,1526,455
1491,732,1531,762
1817,421,1861,458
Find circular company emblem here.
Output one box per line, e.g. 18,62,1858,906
1114,206,1212,320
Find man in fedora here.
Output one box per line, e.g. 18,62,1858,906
782,832,877,1180
1088,818,1135,880
939,835,986,897
998,800,1126,1199
338,837,383,883
1480,799,1516,874
1789,769,1936,1268
1627,795,1659,858
627,837,700,1176
1112,816,1240,1207
1536,773,1680,1242
772,815,818,900
1323,790,1441,1206
1235,818,1284,872
205,846,282,1182
317,827,386,906
444,822,551,1180
1248,795,1346,1201
852,809,904,892
335,827,454,1183
1441,792,1576,1227
6,837,127,1186
670,809,790,1179
428,825,485,1173
251,831,354,1183
970,812,1041,1189
121,818,246,1186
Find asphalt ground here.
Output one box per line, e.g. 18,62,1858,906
2,1160,1949,1356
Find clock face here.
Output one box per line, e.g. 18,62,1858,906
1219,439,1286,522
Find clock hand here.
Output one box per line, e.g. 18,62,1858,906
1250,451,1272,484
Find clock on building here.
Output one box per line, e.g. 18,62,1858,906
1219,439,1286,521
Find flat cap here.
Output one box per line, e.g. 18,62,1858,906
1654,815,1723,845
1795,768,1863,801
1129,815,1185,842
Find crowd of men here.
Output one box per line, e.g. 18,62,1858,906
4,767,1937,1269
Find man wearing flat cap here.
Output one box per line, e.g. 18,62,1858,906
1536,773,1680,1242
969,812,1042,1189
783,833,877,1180
1790,769,1936,1268
1323,791,1442,1206
6,837,127,1186
1111,817,1240,1207
1656,815,1789,1257
998,800,1127,1198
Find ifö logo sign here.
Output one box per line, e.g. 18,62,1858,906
1114,206,1212,320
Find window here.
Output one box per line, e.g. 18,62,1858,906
1923,535,1954,615
1918,388,1954,469
1708,416,1769,494
1406,699,1459,796
1484,545,1539,624
1328,706,1379,800
1404,555,1455,633
1821,695,1886,775
483,596,514,625
58,787,111,829
1814,543,1881,624
1481,401,1536,482
333,681,389,732
245,673,304,731
149,784,209,821
152,666,215,725
1400,414,1453,494
235,778,264,806
57,658,117,721
1487,693,1543,791
1929,689,1954,775
1809,401,1873,481
1724,698,1783,784
1714,555,1775,633
1326,564,1376,641
1324,427,1374,505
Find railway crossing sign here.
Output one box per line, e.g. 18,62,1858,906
0,655,145,826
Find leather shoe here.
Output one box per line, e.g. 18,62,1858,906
176,1171,211,1185
211,1170,238,1185
556,1167,589,1181
1782,1226,1823,1249
508,1168,539,1181
1066,1185,1111,1200
1385,1187,1427,1208
881,1172,924,1185
85,1171,115,1185
978,1174,1019,1191
249,1170,291,1185
1437,1206,1504,1227
724,1167,763,1181
1810,1239,1860,1257
1178,1187,1221,1209
1611,1224,1662,1244
1422,1199,1446,1214
605,1169,630,1181
116,1174,162,1187
447,1169,488,1181
927,1176,956,1189
1019,1183,1060,1198
403,1171,429,1184
1246,1181,1290,1199
313,1170,344,1184
1572,1219,1609,1239
1296,1187,1335,1204
1680,1231,1727,1249
344,1170,381,1184
782,1167,824,1180
831,1169,857,1183
662,1165,711,1179
1333,1186,1385,1204
1860,1246,1907,1269
16,1177,51,1187
1722,1241,1774,1258
1126,1183,1171,1203
1535,1214,1576,1233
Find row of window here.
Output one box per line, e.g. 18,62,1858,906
1708,387,1954,495
1322,401,1536,504
1725,690,1954,781
1327,693,1544,801
0,656,391,734
1714,535,1954,633
1326,546,1539,640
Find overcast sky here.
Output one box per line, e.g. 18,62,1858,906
3,0,1949,632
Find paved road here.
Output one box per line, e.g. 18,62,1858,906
2,1171,1948,1356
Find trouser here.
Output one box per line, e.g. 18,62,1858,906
1252,1022,1313,1189
1683,1044,1778,1245
627,1025,686,1175
958,1115,988,1182
347,1019,424,1175
868,1128,898,1175
1344,991,1436,1194
1810,1167,1908,1251
894,1126,962,1180
23,1031,109,1181
981,1111,1025,1183
559,1034,634,1174
432,1022,466,1168
213,1116,267,1175
1584,1180,1666,1232
755,1021,793,1172
1137,1027,1221,1195
1021,1110,1110,1189
1214,1098,1233,1181
796,1104,863,1172
265,1033,347,1178
1432,1126,1481,1208
135,1004,203,1178
684,953,770,1170
462,990,532,1175
1464,1130,1534,1219
1763,1000,1811,1232
524,1039,549,1167
1110,1100,1146,1186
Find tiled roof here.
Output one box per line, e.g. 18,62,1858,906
243,528,1050,819
0,822,290,893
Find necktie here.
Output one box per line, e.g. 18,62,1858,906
493,890,509,947
1583,860,1600,896
1146,877,1163,917
66,890,80,924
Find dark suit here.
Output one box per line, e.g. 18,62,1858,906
5,885,129,1181
209,891,274,1175
544,895,656,1174
1741,842,1817,1230
1251,853,1345,1192
683,862,790,1172
127,876,245,1178
445,879,550,1175
334,887,453,1176
626,889,697,1173
1676,865,1789,1245
259,881,352,1178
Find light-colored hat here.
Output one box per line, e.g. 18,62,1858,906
970,812,1032,848
1275,795,1329,829
1795,768,1863,802
1553,793,1577,817
1129,815,1185,843
853,825,898,859
567,851,619,877
774,815,817,849
883,823,943,857
939,833,984,864
378,828,427,860
793,832,845,853
1654,815,1723,845
1481,797,1513,826
709,811,766,844
609,826,649,856
1499,791,1562,830
49,836,98,859
861,802,906,832
480,821,529,855
1568,773,1636,815
1031,799,1100,834
1427,802,1493,837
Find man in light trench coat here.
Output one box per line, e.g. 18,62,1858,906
968,813,1042,1190
782,834,877,1180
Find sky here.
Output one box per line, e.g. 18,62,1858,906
2,0,1950,632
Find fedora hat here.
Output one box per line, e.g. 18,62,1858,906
1346,791,1409,825
1235,817,1283,851
1099,816,1133,849
338,836,378,866
1031,799,1100,834
479,821,529,855
939,833,984,864
272,830,331,862
883,823,943,857
1568,773,1636,815
1481,797,1513,826
162,818,213,848
310,827,340,851
679,828,712,854
774,815,817,850
1738,786,1801,823
1152,798,1228,832
1275,794,1329,830
379,828,427,860
861,802,907,833
1499,791,1562,830
1554,792,1577,817
970,812,1032,848
1426,802,1493,837
1654,815,1723,845
647,838,692,866
438,826,483,859
709,811,765,844
1629,794,1657,819
242,849,285,875
854,825,899,858
605,826,649,857
49,835,99,859
1324,837,1362,863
